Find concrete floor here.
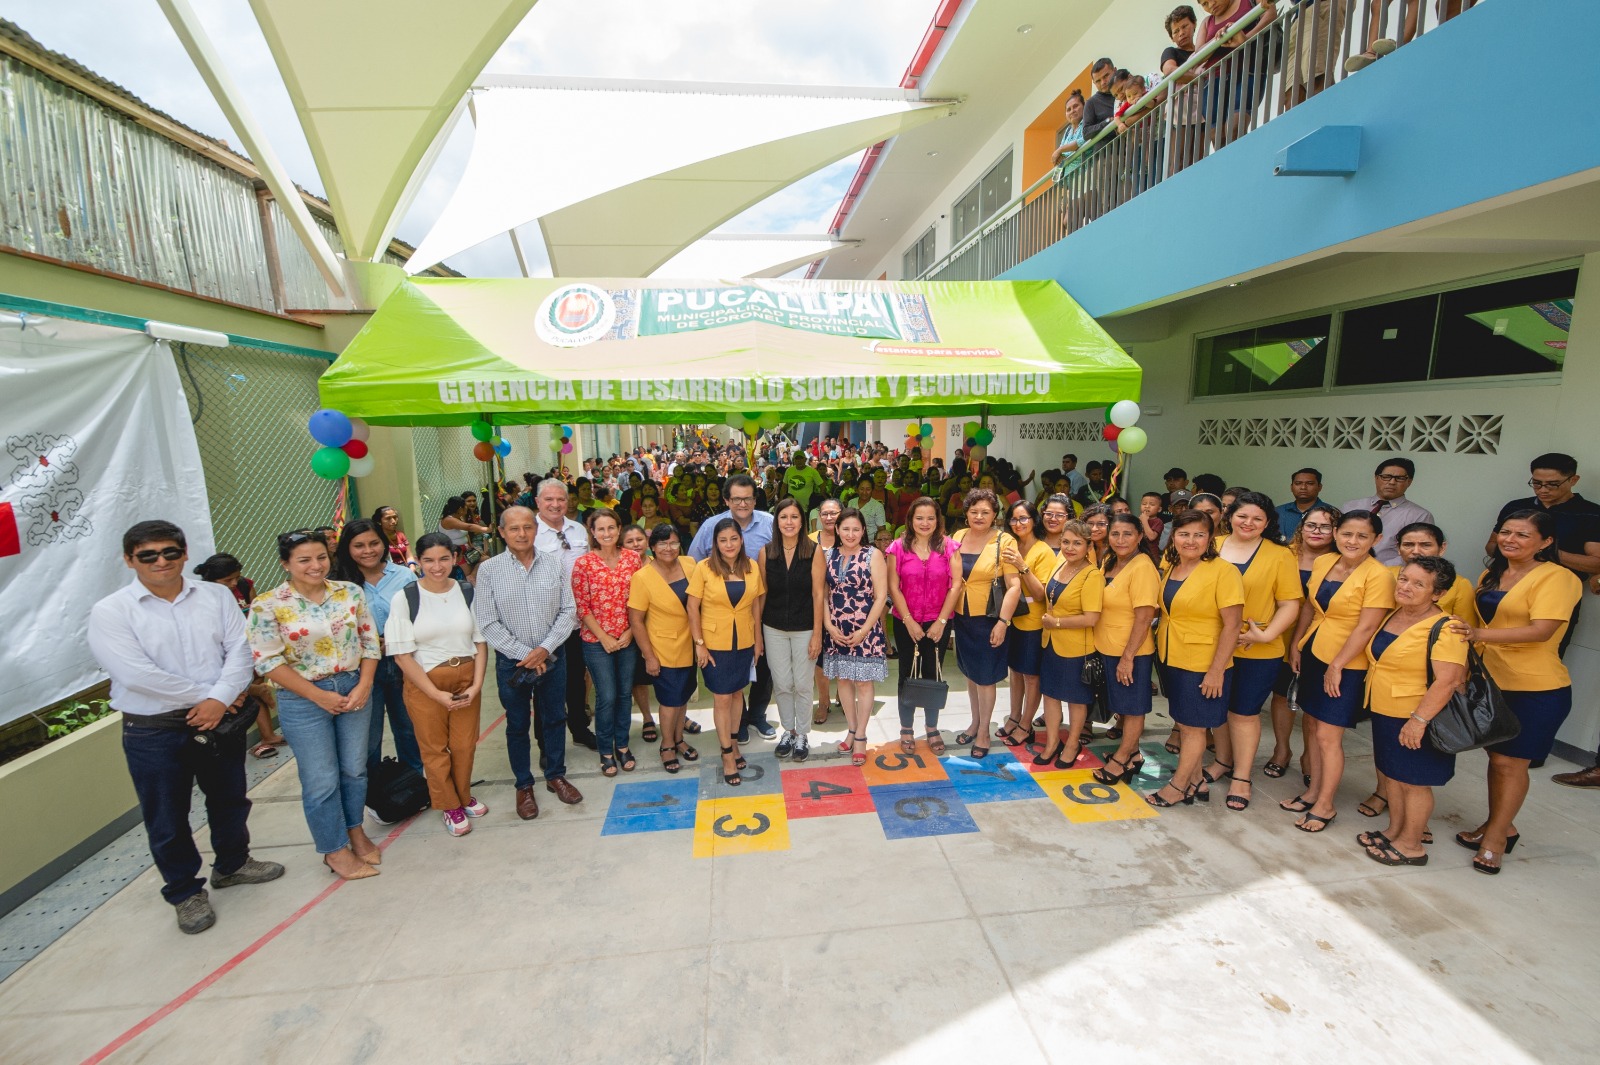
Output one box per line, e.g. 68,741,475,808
1,668,1595,1065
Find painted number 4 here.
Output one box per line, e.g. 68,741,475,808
801,780,853,801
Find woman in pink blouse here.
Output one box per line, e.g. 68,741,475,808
885,498,965,751
571,508,643,776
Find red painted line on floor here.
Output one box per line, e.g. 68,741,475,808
80,712,508,1064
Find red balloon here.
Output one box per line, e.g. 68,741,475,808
472,441,494,461
342,439,369,459
1101,424,1122,442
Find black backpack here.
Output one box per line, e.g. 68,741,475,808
402,579,473,621
366,756,430,823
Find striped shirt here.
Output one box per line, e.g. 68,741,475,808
471,547,577,660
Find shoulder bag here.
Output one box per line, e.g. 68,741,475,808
1423,616,1520,754
984,534,1008,619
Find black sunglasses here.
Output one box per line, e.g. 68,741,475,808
133,547,185,563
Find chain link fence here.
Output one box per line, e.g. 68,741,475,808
174,342,337,585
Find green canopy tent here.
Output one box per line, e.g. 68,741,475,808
317,277,1142,424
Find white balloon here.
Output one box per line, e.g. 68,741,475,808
1109,400,1142,429
348,417,371,442
346,454,376,477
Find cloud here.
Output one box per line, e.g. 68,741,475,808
6,0,931,277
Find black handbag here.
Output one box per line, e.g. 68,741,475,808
189,694,260,753
983,534,1008,618
901,646,949,714
1080,652,1112,724
1423,617,1521,755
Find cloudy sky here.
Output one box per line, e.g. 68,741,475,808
6,0,934,277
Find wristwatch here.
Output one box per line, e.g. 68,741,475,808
694,638,706,646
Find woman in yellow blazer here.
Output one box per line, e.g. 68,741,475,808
1209,491,1303,811
1357,520,1480,820
1148,510,1244,808
1037,519,1105,768
998,500,1061,747
950,488,1022,758
1359,557,1469,866
629,524,701,773
1449,510,1582,874
1092,514,1161,785
687,518,767,787
1283,510,1395,833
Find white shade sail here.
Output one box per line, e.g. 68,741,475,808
248,0,539,262
405,76,956,275
649,235,853,279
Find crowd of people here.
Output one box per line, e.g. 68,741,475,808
85,429,1600,934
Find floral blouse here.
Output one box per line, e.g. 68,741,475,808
246,580,381,681
571,549,644,643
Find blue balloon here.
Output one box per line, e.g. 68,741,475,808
561,425,574,439
495,440,511,457
308,408,353,448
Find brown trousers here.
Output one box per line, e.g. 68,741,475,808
402,659,482,812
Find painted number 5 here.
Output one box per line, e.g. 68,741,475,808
875,751,927,772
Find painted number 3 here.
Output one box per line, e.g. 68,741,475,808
713,812,771,837
1060,782,1120,805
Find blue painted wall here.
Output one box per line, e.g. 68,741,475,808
1004,0,1600,317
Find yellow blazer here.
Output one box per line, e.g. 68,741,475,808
1094,553,1160,658
1157,557,1245,672
1363,612,1469,717
1231,539,1303,661
1041,560,1105,657
1475,562,1582,691
1300,554,1395,670
627,558,698,669
687,559,766,652
1386,565,1480,627
1012,540,1059,632
952,529,1018,617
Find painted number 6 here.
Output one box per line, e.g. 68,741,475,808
1060,782,1120,805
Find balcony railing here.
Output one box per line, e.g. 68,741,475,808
920,0,1481,284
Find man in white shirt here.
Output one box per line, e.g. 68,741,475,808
87,520,284,935
1340,457,1435,566
534,479,599,750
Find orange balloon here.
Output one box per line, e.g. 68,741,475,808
472,441,494,461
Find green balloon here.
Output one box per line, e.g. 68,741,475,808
1103,404,1116,422
310,446,351,480
470,420,493,442
490,435,503,448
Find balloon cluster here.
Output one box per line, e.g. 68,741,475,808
470,419,514,462
1099,400,1146,453
545,424,574,455
307,409,373,479
901,419,934,453
726,411,781,437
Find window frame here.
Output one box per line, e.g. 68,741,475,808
902,225,937,279
951,148,1015,246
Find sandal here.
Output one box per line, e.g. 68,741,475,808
683,718,704,735
955,729,979,746
1295,810,1337,833
616,747,637,772
1365,838,1428,866
999,718,1032,747
1093,752,1134,787
641,721,659,743
720,746,741,786
838,730,856,754
1357,793,1388,818
1455,830,1519,853
1225,776,1252,811
1262,760,1287,779
971,741,990,760
675,740,700,762
925,730,946,755
899,728,916,754
1472,848,1504,875
250,741,280,759
1104,725,1123,741
1278,795,1314,813
1145,781,1197,808
852,736,868,768
1202,759,1234,785
1355,829,1390,849
813,704,829,725
659,745,681,774
600,753,619,778
1163,732,1181,755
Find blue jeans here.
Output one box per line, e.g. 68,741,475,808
122,720,251,904
495,648,569,788
367,656,422,775
276,671,372,853
583,640,640,756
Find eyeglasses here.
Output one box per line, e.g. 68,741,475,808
727,495,755,504
1375,473,1411,483
1529,477,1572,490
1301,523,1335,534
1087,520,1109,528
133,547,185,563
1011,515,1033,524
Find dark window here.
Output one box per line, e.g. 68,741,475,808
902,226,937,279
952,150,1014,244
1335,295,1438,386
1433,269,1577,379
1194,315,1331,397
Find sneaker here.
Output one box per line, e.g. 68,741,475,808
365,805,400,827
443,808,471,837
174,890,216,935
792,736,810,762
775,732,795,759
210,858,286,889
734,725,751,744
752,720,778,739
463,796,488,818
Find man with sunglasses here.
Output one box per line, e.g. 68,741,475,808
1339,457,1433,565
87,520,284,935
1490,454,1600,788
533,479,600,752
